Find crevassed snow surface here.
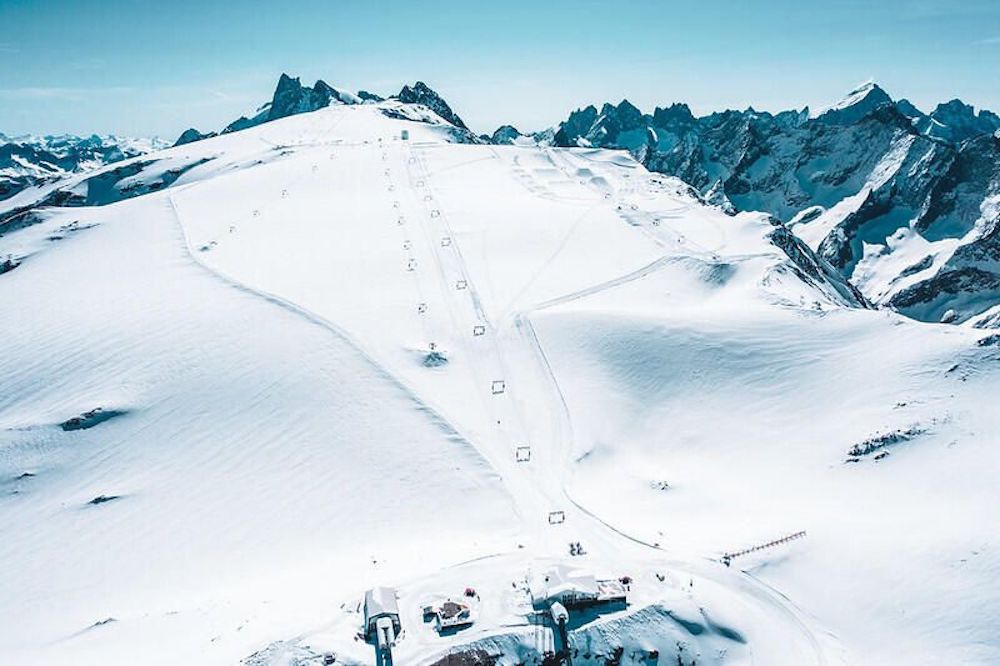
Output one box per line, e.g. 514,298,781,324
2,102,998,666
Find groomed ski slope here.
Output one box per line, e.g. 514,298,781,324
2,102,998,665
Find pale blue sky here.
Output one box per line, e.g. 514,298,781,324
1,0,998,140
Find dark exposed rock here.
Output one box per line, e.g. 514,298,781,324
848,425,926,458
0,255,20,274
88,495,122,505
1,134,163,201
427,649,498,666
60,408,126,431
898,255,934,279
397,81,469,130
222,73,361,135
358,90,384,103
423,350,449,367
534,83,1000,323
768,224,869,307
173,128,216,147
977,333,1000,347
490,125,524,145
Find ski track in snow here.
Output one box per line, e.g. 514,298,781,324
3,103,997,666
203,135,830,664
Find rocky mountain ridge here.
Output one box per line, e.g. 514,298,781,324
176,73,475,146
523,82,1000,324
0,133,166,201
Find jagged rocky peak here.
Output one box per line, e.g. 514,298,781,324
892,98,1000,143
535,82,1000,324
932,98,978,123
774,107,811,128
490,125,524,145
205,74,473,144
1,133,166,201
925,99,1000,143
173,128,216,147
894,98,924,120
605,99,643,122
396,81,469,130
357,90,384,103
222,73,361,135
814,81,895,125
268,73,359,121
553,105,599,145
651,103,696,129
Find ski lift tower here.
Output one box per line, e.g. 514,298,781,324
364,587,402,665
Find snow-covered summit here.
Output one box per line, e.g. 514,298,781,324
813,80,894,123
177,73,474,147
396,80,469,131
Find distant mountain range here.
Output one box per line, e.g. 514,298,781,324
495,82,1000,326
4,75,998,325
0,133,167,201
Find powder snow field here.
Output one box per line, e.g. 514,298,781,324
2,102,998,665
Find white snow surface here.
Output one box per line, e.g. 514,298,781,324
2,102,998,666
811,80,886,120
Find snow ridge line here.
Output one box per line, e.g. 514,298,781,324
165,192,525,523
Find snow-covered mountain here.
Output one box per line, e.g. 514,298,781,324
176,73,477,147
531,82,1000,325
3,85,999,666
0,133,168,201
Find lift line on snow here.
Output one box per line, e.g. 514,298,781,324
548,511,566,525
491,380,506,395
721,530,806,566
515,446,532,463
473,325,486,337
